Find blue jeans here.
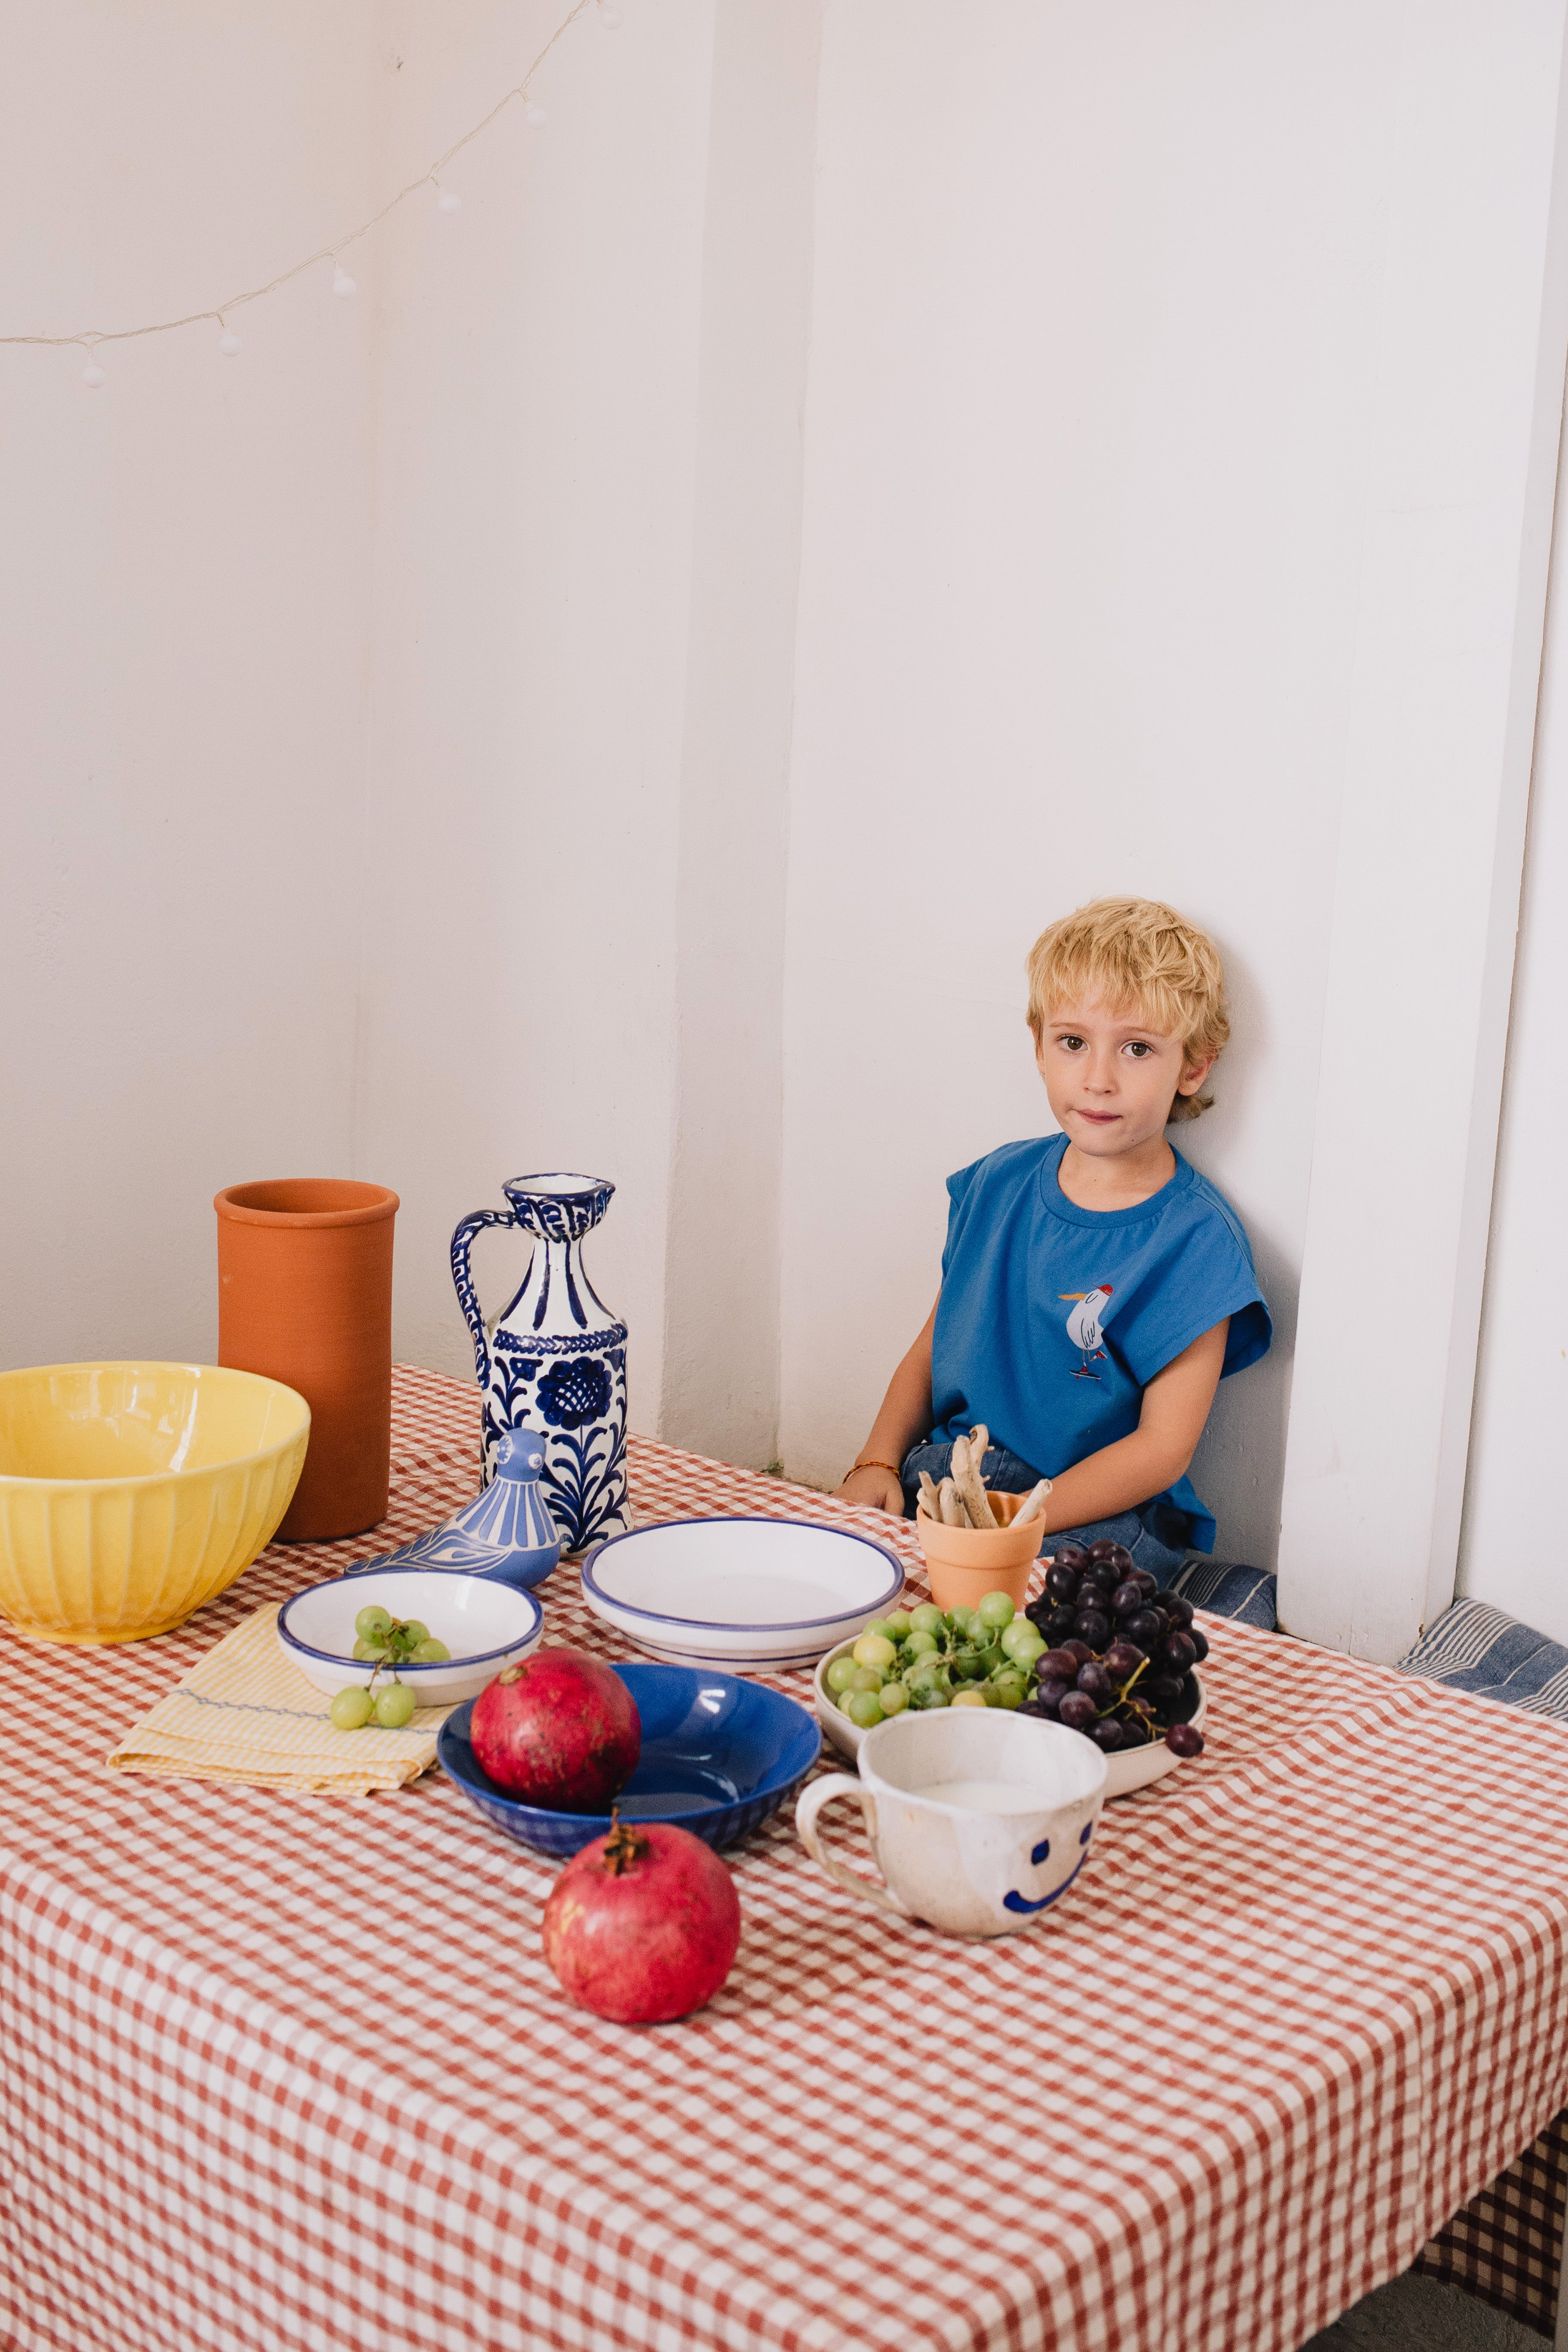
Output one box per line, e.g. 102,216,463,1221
899,1439,1192,1584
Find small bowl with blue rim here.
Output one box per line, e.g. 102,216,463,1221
438,1659,822,1858
278,1567,542,1709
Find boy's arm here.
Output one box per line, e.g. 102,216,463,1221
836,1297,940,1514
1037,1318,1229,1536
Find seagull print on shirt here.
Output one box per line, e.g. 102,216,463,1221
1060,1286,1114,1380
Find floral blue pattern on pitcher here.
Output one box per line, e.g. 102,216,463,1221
450,1173,631,1552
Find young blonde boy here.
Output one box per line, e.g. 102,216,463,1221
838,898,1270,1574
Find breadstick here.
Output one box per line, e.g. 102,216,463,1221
969,1424,989,1467
1012,1477,1053,1526
938,1475,968,1527
917,1470,942,1520
952,1436,994,1531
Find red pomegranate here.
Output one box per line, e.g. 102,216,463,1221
470,1647,640,1811
542,1819,742,2024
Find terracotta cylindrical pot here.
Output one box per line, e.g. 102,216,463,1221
214,1178,398,1542
915,1490,1047,1613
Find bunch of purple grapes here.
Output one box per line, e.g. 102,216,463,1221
1018,1538,1207,1758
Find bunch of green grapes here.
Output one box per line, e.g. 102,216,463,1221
329,1604,451,1732
824,1594,1047,1730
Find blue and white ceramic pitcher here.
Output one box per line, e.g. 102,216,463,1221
450,1173,631,1552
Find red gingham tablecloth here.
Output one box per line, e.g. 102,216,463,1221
5,1365,1568,2352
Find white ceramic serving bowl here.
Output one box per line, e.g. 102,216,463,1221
277,1568,542,1707
814,1634,1207,1799
581,1516,906,1670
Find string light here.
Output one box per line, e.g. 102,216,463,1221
600,6,624,25
0,0,599,386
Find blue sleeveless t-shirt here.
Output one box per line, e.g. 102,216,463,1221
931,1134,1271,1554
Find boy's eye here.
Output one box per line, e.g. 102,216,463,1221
1124,1041,1152,1059
1058,1035,1086,1052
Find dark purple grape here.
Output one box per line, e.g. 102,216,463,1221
1044,1605,1079,1641
1108,1544,1135,1573
1148,1673,1186,1709
1117,1714,1151,1748
1041,1648,1081,1682
1125,1609,1164,1649
1165,1722,1204,1758
1025,1602,1052,1630
1030,1681,1069,1717
1083,1560,1119,1592
1130,1568,1158,1596
1102,1640,1144,1679
1076,1663,1114,1702
1092,1718,1124,1752
1162,1631,1197,1672
1188,1625,1210,1662
1167,1673,1203,1725
1046,1564,1083,1603
1087,1539,1119,1564
1053,1540,1089,1567
1111,1580,1143,1618
1155,1591,1195,1625
1058,1691,1097,1731
1017,1699,1049,1721
1060,1638,1094,1665
1074,1611,1112,1649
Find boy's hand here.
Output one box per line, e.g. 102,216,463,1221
837,1464,904,1515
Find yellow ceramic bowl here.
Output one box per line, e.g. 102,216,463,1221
0,1362,310,1644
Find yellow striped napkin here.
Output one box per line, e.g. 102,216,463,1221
106,1603,452,1795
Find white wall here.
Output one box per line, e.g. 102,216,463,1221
355,0,714,1435
1460,411,1568,1641
0,2,377,1371
776,0,1409,1563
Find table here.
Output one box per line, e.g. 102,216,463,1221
5,1366,1568,2352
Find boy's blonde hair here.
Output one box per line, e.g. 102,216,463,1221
1025,897,1230,1123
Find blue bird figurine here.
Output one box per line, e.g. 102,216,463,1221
346,1428,564,1592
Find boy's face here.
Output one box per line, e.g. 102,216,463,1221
1034,997,1214,1158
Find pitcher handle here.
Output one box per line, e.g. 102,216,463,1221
794,1774,912,1918
450,1208,516,1389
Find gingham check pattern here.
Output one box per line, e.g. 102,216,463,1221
5,1365,1568,2352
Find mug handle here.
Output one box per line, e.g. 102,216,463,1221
794,1774,913,1917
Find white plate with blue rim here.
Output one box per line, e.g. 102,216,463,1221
579,1516,906,1671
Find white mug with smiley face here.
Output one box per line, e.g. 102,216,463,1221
795,1708,1106,1939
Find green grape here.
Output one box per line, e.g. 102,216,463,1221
411,1637,450,1663
908,1603,944,1636
906,1655,948,1689
354,1605,393,1642
913,1681,950,1709
330,1686,374,1730
876,1680,910,1716
373,1682,418,1728
882,1611,914,1642
977,1590,1017,1632
905,1629,940,1659
861,1619,897,1645
845,1690,885,1729
848,1665,884,1694
351,1637,377,1662
989,1674,1029,1711
951,1687,989,1709
853,1633,897,1671
825,1654,861,1694
952,1649,990,1682
401,1620,430,1647
1001,1621,1046,1665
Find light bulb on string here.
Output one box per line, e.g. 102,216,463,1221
331,265,356,297
82,361,106,389
217,328,241,356
525,101,547,127
435,186,462,214
599,5,623,26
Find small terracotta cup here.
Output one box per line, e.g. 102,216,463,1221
214,1178,398,1542
915,1490,1047,1613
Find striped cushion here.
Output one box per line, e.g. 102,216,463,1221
1395,1597,1568,1718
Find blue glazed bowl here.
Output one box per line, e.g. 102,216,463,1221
437,1661,822,1859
